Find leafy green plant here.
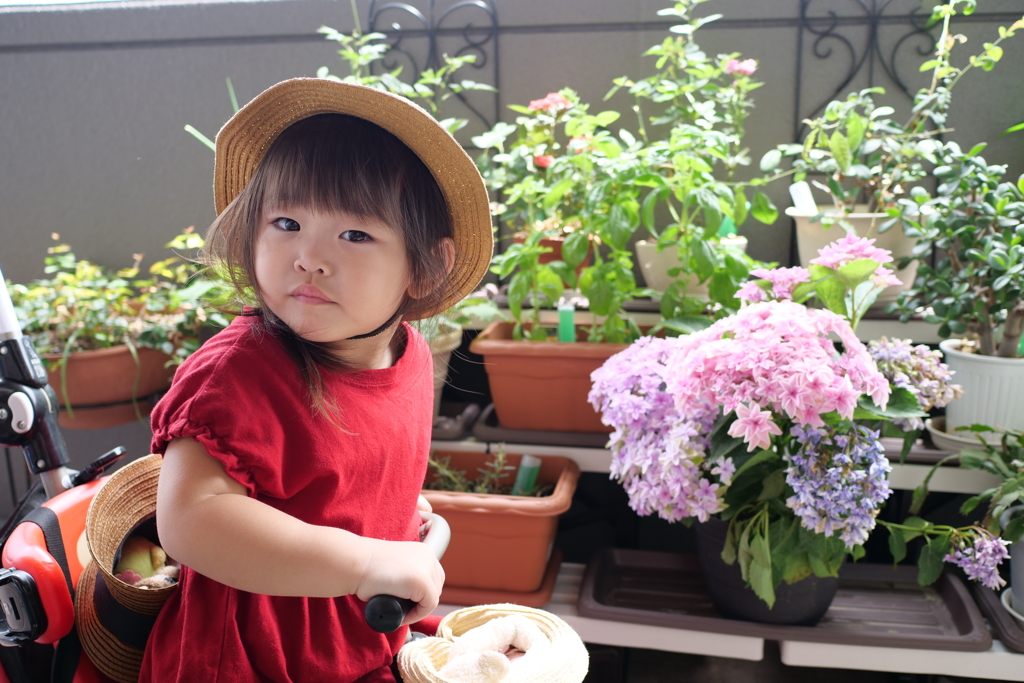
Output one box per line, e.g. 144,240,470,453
8,229,232,366
425,447,553,497
911,425,1024,544
477,88,650,342
316,12,495,136
892,143,1024,357
761,2,1022,229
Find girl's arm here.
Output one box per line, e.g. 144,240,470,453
156,437,444,624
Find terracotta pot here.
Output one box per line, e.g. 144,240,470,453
788,206,918,307
43,345,175,428
469,321,624,433
422,450,580,593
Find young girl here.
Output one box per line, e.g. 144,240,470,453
141,79,492,683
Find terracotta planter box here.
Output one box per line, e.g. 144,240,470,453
469,321,625,433
43,345,175,428
422,450,580,593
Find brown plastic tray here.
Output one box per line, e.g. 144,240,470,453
440,548,562,608
471,403,611,448
970,581,1024,653
578,548,992,652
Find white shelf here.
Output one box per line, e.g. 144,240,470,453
436,563,765,661
435,563,1024,678
432,440,998,494
780,638,1024,681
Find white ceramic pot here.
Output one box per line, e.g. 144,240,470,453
1000,506,1024,614
635,237,748,297
787,206,918,307
429,327,464,419
940,339,1024,433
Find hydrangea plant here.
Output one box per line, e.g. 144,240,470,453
590,235,1000,607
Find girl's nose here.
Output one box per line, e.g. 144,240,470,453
294,245,332,276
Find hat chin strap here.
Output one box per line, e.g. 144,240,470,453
345,306,404,340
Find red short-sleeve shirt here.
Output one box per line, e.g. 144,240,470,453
139,316,434,683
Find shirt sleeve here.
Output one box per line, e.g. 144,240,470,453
149,326,290,497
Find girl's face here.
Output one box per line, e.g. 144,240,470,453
254,204,412,345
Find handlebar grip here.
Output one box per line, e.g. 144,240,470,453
363,513,450,634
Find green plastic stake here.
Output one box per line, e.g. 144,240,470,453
558,304,575,342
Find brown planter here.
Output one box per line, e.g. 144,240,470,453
43,346,175,429
422,450,580,593
511,233,592,275
469,321,625,433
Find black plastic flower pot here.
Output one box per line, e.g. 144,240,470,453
695,516,839,626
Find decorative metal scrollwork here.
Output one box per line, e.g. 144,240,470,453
794,0,937,140
367,0,500,129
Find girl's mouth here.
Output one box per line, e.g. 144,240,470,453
290,284,334,304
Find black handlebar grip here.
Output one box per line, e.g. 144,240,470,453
362,512,450,634
364,595,416,634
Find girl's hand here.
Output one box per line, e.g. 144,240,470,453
355,538,445,626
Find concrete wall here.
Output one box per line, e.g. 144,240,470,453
1,0,1022,287
0,0,1022,507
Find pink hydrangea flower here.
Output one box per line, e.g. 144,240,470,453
728,403,783,452
725,58,757,76
810,233,893,269
665,300,891,452
740,266,811,303
871,266,902,288
528,93,572,112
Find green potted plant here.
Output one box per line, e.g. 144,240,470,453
761,1,1023,308
607,0,775,327
590,233,1005,623
892,138,1024,434
422,446,580,605
7,229,231,428
469,1,776,433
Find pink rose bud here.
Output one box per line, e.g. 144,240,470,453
533,155,555,168
725,58,757,76
528,93,572,112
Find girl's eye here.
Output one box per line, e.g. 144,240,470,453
341,230,373,243
272,217,300,231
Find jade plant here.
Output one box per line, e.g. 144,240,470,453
892,143,1024,356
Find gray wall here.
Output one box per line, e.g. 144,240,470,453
0,0,1023,506
2,0,1022,286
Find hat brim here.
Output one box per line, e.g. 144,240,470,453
75,561,146,683
214,78,494,320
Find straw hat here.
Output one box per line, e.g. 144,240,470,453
214,77,494,320
397,604,589,683
75,455,176,683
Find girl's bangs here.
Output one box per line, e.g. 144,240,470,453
257,114,402,226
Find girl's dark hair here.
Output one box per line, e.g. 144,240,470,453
204,113,454,415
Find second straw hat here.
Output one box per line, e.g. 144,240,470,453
75,455,176,683
213,77,494,320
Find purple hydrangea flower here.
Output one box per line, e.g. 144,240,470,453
867,337,963,430
785,424,893,548
945,530,1011,590
589,336,724,522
